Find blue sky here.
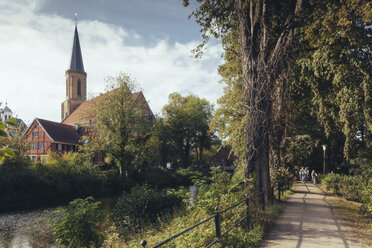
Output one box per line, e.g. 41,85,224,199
0,0,224,123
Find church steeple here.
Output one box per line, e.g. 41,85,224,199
69,25,84,71
61,21,87,122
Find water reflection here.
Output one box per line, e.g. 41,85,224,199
0,187,197,247
0,209,55,248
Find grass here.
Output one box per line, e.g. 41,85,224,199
101,196,284,247
320,185,372,247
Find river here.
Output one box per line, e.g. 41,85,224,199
0,186,197,248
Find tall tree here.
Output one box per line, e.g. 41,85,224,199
81,73,152,177
185,0,304,203
295,0,372,162
163,93,215,167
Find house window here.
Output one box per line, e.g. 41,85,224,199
31,143,37,150
33,131,38,138
31,156,37,161
39,142,44,150
77,79,81,96
57,144,62,151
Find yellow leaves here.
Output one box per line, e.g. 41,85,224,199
338,17,352,26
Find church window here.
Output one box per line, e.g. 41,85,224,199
77,79,81,96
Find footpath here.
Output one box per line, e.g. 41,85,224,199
259,183,367,248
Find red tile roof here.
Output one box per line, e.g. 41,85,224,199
62,90,154,125
210,146,237,167
35,118,81,144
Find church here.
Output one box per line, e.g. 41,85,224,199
23,24,153,161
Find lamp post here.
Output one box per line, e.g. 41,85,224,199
322,145,327,174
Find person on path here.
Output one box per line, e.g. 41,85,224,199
311,170,318,184
305,167,310,181
299,167,306,183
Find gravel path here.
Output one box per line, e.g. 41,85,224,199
260,183,366,248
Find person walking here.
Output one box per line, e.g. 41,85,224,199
300,167,306,184
305,167,310,181
311,170,318,184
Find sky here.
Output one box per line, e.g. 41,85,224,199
0,0,224,124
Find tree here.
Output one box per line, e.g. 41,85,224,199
185,0,305,203
293,0,372,162
81,73,152,177
186,0,371,202
162,93,215,167
0,118,18,164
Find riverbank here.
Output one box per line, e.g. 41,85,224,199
0,207,57,248
0,156,196,213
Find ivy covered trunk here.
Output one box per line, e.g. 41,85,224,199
236,0,272,204
236,0,303,205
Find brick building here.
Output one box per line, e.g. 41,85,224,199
24,118,81,161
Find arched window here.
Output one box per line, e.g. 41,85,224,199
77,79,81,97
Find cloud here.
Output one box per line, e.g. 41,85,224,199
0,0,224,123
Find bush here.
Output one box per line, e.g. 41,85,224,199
322,171,371,217
0,153,119,212
271,166,293,189
112,184,182,233
338,175,363,201
321,172,342,193
54,197,103,248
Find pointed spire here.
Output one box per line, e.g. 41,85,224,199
69,19,84,71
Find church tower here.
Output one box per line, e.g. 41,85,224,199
61,23,87,121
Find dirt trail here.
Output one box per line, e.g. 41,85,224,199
259,183,367,248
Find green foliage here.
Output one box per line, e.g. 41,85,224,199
322,172,342,193
285,135,319,170
0,118,18,164
113,184,182,233
271,166,293,189
84,72,153,177
104,167,280,247
293,0,372,161
0,153,119,212
131,167,194,188
54,197,103,248
322,168,371,217
162,93,218,167
210,30,246,162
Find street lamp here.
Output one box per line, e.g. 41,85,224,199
322,145,327,174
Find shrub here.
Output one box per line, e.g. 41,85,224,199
360,182,372,216
112,184,182,233
321,172,342,193
338,175,363,201
0,153,120,212
322,171,371,217
54,197,103,248
271,166,293,189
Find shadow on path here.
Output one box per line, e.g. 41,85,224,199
259,183,365,248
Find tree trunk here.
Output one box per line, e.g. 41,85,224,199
236,0,303,206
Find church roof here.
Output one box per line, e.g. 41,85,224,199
69,25,84,71
3,106,12,113
25,118,81,144
62,91,154,125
